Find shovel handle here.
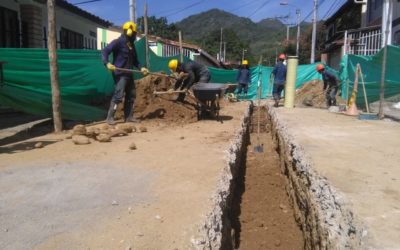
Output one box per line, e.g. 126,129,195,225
114,67,177,79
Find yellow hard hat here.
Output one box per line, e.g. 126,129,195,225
123,21,137,37
242,60,248,65
168,59,178,72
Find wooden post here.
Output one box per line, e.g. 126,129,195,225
178,31,183,63
346,78,349,106
144,2,149,68
47,0,62,132
358,64,370,113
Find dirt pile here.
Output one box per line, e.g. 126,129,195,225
295,80,345,108
133,75,197,124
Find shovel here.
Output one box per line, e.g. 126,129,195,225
254,69,264,153
114,67,178,79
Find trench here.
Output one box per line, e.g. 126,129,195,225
191,102,363,250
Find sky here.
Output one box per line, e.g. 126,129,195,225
67,0,348,26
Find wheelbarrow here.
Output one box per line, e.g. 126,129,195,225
192,83,228,121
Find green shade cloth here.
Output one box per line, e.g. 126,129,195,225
1,38,399,120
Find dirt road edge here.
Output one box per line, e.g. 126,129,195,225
190,102,251,250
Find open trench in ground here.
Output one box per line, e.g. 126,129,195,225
191,103,363,249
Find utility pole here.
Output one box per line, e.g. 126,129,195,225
223,42,226,62
379,0,393,119
47,0,62,132
311,0,318,63
219,28,223,61
296,8,301,57
144,2,149,68
129,0,136,23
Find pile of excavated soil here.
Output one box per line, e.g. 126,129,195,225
115,74,197,124
295,80,346,108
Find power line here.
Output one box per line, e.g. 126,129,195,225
154,0,205,17
229,0,265,13
164,0,211,18
301,0,326,23
322,0,345,20
247,0,272,19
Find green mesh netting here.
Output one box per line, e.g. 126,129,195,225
1,37,399,121
339,45,400,107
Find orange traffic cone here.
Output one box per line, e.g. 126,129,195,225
345,102,359,116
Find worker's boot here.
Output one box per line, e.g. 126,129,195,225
274,99,279,108
124,103,140,123
332,98,337,106
106,102,117,125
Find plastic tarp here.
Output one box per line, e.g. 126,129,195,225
340,45,400,107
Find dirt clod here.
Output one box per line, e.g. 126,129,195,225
109,129,128,137
139,126,147,133
34,142,44,148
72,135,90,145
72,124,87,135
129,142,137,150
96,133,111,142
116,124,135,133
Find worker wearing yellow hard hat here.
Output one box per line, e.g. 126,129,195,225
236,59,251,100
316,63,340,107
168,59,210,102
101,21,149,124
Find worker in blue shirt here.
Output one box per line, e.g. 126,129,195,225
102,21,149,125
270,54,287,107
316,64,340,107
236,60,251,100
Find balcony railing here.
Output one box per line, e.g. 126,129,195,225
345,25,382,56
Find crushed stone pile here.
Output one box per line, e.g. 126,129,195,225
295,80,346,108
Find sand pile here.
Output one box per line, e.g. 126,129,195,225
295,80,345,108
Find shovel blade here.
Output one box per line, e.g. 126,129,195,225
254,145,264,153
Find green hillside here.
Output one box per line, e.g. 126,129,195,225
176,9,311,65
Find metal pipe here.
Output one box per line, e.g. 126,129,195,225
284,56,298,108
311,0,318,63
296,9,301,57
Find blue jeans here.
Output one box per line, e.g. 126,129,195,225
111,75,136,104
237,83,248,95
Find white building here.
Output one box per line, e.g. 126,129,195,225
0,0,111,49
323,0,400,69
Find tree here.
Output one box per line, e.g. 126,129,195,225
286,22,327,64
198,28,254,64
137,16,178,40
47,0,62,132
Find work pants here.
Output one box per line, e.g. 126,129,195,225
273,82,285,101
325,85,338,107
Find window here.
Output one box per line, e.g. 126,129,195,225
0,7,19,48
60,27,83,49
374,0,383,9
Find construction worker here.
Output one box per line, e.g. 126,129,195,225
270,54,287,107
236,60,251,100
168,59,210,102
102,21,149,125
316,64,340,107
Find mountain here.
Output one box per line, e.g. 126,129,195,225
175,9,312,65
